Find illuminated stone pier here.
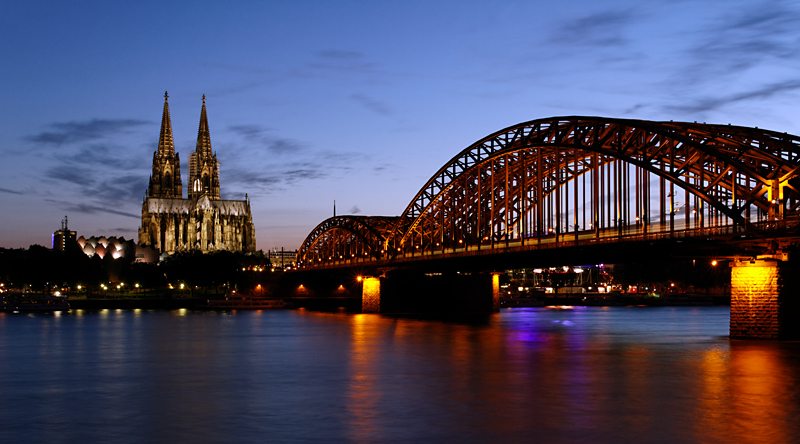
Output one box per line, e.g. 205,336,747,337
361,277,381,313
730,259,800,340
358,271,497,314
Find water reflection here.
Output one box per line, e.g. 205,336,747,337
0,307,798,443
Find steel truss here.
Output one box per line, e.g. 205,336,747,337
297,117,800,267
298,216,397,266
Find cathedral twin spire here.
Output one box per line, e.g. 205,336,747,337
148,92,220,200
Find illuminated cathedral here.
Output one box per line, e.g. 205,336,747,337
138,92,256,254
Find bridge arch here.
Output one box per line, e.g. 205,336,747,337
388,117,800,253
297,216,398,265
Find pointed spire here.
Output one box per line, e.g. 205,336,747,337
158,91,175,155
196,94,212,157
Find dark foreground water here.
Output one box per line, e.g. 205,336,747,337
1,306,799,444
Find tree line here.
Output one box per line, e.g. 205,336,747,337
0,243,276,295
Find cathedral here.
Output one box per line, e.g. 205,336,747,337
138,92,256,254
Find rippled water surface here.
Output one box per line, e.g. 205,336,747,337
1,306,799,443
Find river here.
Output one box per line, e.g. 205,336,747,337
0,306,797,443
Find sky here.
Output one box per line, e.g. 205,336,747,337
2,0,800,251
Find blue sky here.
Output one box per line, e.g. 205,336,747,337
2,0,800,250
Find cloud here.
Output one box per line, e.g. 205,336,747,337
44,199,140,219
27,119,149,146
349,205,361,214
549,9,636,47
666,79,800,114
350,93,393,116
228,124,307,154
45,167,95,187
44,165,148,207
0,187,23,195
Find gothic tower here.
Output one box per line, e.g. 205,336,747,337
147,92,182,198
188,95,220,200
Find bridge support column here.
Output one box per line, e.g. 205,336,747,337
730,259,800,340
491,273,501,312
361,277,381,313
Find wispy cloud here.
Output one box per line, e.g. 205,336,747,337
348,205,361,214
27,119,149,146
350,93,393,116
44,199,140,219
666,79,800,114
549,9,636,47
658,0,800,114
228,124,307,154
0,187,23,195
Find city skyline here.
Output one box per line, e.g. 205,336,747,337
2,0,800,250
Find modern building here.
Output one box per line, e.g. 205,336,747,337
52,216,76,251
138,92,256,254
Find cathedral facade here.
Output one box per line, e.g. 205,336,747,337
138,92,256,254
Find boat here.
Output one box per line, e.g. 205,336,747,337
201,293,291,310
0,293,70,312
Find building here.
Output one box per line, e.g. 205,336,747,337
52,216,76,251
76,235,159,263
138,92,256,254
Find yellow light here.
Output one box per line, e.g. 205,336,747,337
180,283,185,289
77,285,81,290
356,276,363,282
712,260,718,266
135,283,139,288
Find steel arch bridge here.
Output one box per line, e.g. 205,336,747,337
297,116,800,269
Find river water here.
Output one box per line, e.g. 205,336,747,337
0,306,798,443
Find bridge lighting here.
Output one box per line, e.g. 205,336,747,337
459,239,464,244
135,283,139,288
180,283,185,289
357,276,363,282
712,260,718,266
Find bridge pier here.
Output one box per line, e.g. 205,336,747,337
361,277,381,313
730,258,800,340
359,271,497,314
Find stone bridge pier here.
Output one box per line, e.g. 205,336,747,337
360,270,499,314
730,257,800,340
